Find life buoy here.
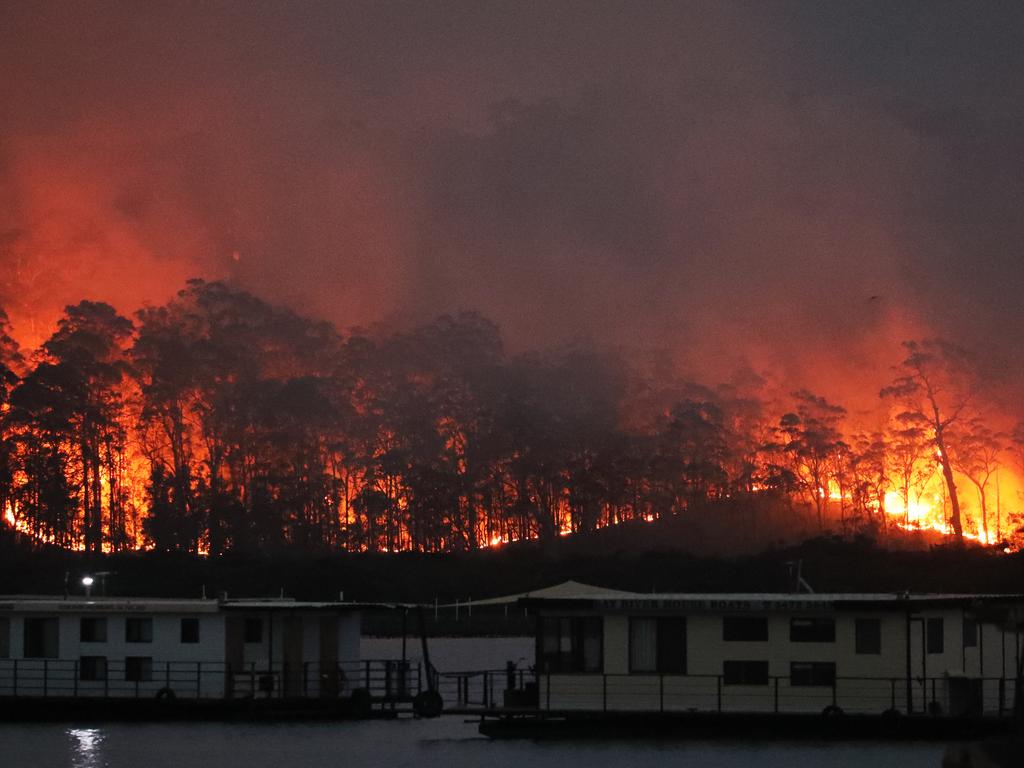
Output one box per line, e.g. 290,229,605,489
413,690,443,718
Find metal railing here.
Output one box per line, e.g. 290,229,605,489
435,667,1019,718
0,658,421,702
533,672,1018,717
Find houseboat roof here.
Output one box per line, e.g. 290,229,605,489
518,587,1024,612
0,596,389,613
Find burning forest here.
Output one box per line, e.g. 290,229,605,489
0,279,1021,556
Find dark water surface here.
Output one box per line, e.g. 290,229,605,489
0,719,950,768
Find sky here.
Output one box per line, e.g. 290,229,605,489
2,1,1024,410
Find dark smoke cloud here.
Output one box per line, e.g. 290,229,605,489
2,1,1024,410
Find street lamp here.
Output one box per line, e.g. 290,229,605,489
81,575,94,597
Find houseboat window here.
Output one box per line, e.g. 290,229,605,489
125,618,153,643
244,618,263,644
181,618,200,644
538,617,602,673
0,617,9,658
927,618,944,654
80,617,107,643
125,656,153,682
723,616,768,642
790,661,836,687
79,656,107,681
963,618,978,648
790,617,835,643
23,617,59,658
723,660,769,686
854,618,881,655
629,618,686,674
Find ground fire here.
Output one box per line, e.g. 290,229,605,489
0,280,1021,555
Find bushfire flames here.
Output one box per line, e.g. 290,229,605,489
1,283,1022,555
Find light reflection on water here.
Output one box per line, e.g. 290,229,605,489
0,719,950,768
68,728,105,768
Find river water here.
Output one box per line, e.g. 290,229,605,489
0,719,952,768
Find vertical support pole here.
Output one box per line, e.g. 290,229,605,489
717,676,722,713
303,662,309,698
659,673,664,713
166,661,171,691
12,659,17,697
891,678,896,711
365,659,370,691
546,674,551,710
197,661,202,699
832,677,837,707
74,661,79,697
602,674,607,712
774,677,780,714
999,678,1005,717
43,660,48,698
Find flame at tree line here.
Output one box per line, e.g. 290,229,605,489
0,279,1021,555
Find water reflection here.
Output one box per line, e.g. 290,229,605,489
68,728,106,768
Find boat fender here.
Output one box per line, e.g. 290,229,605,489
413,690,444,718
821,704,844,718
155,687,177,703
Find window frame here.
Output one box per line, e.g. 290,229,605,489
790,617,836,643
23,616,59,658
628,616,687,674
723,660,770,686
79,656,108,681
537,616,604,674
854,618,881,655
722,616,768,642
125,617,153,644
180,617,200,644
790,661,836,687
124,656,153,682
80,617,108,644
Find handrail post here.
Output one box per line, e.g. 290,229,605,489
717,675,722,713
999,677,1005,717
891,678,896,711
774,676,779,714
832,677,837,708
546,674,551,710
166,661,171,691
303,662,309,698
659,673,664,713
602,674,607,712
43,660,48,698
74,660,79,697
197,661,202,699
12,659,17,697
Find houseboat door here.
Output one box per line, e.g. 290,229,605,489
283,616,304,697
907,617,928,714
225,617,245,697
319,616,339,698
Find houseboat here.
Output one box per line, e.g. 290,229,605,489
481,585,1024,737
0,594,434,719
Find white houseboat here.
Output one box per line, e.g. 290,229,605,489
0,594,424,711
518,586,1024,720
